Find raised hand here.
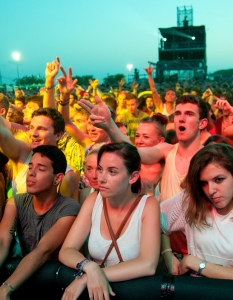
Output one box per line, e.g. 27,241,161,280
78,96,111,128
118,78,126,87
56,66,77,96
214,97,232,112
92,79,99,89
132,80,139,89
144,64,154,76
45,56,60,81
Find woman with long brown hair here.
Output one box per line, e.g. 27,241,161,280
59,142,160,299
161,143,233,279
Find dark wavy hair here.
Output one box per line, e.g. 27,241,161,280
32,145,67,174
32,107,65,134
97,142,141,193
176,95,208,120
181,143,233,228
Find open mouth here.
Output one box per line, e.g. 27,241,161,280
179,126,186,131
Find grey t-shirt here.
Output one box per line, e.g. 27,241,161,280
14,193,80,256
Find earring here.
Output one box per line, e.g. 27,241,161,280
53,180,57,185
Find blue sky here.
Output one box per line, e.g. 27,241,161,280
1,0,233,84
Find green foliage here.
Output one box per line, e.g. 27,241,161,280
103,74,126,86
73,75,94,87
14,75,44,86
211,69,233,77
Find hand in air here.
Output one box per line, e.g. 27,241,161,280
78,96,112,129
91,79,99,89
132,80,139,89
118,78,126,87
56,66,77,95
214,97,232,112
144,63,154,75
45,56,60,80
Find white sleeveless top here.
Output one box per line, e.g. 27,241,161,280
88,193,149,267
161,105,170,117
160,144,186,201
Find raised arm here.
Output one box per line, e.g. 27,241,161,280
144,64,163,112
118,78,125,92
89,79,102,98
214,98,233,114
0,116,27,162
43,56,60,108
57,66,92,148
137,142,172,165
131,80,139,96
78,96,130,144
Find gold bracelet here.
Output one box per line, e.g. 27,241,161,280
161,248,172,255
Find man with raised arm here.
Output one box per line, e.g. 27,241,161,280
0,145,80,299
144,64,176,116
0,59,79,200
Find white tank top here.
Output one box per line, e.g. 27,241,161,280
160,143,186,201
88,193,149,267
161,105,170,117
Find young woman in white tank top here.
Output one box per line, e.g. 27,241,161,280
59,142,160,300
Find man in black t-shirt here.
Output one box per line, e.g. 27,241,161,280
0,145,80,299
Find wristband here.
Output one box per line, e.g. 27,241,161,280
2,282,14,292
58,100,69,106
161,248,172,255
44,85,54,92
74,259,90,278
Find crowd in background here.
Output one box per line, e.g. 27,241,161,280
0,58,233,298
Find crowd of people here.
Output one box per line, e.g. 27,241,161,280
0,56,233,299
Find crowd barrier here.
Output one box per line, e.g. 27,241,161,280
1,258,233,300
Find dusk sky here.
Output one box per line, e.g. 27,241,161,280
1,0,233,84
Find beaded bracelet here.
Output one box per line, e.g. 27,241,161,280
2,282,14,292
74,259,90,278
